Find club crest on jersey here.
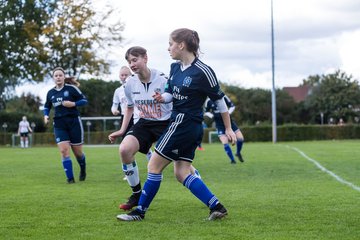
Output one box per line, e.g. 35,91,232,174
64,91,69,97
183,76,192,87
154,88,161,94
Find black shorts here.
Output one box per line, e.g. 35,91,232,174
126,118,170,154
20,132,29,137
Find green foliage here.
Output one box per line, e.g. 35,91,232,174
304,70,360,124
43,0,124,77
0,141,359,239
78,78,119,117
6,92,42,114
0,0,124,98
223,85,298,125
0,0,55,97
0,92,45,133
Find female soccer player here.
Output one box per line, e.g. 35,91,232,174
18,116,33,148
205,95,245,164
111,66,132,116
109,46,201,211
117,28,236,221
43,67,88,184
111,65,152,164
108,46,174,211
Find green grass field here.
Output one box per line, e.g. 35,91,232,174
1,141,359,240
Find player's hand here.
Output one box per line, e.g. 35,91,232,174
112,110,120,115
152,92,164,103
108,135,116,143
225,129,236,145
44,116,49,125
62,101,75,107
108,131,123,143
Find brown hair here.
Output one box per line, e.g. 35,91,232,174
52,67,80,87
52,67,65,76
65,76,80,87
170,28,200,57
125,46,147,61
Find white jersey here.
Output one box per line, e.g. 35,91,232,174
124,68,172,123
19,120,30,133
111,85,127,115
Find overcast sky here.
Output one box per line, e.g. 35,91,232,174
17,0,360,100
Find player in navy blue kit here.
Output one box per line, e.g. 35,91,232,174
43,67,88,184
205,95,245,164
117,28,236,221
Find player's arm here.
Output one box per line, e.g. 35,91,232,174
215,97,236,145
153,79,173,103
63,86,88,108
111,89,120,115
62,99,87,108
204,98,214,118
224,95,235,115
43,92,51,125
28,124,33,133
108,106,134,143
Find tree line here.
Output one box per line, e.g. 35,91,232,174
1,69,360,133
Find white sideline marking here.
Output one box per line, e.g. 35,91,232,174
286,145,360,192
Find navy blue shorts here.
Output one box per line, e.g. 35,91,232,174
53,116,84,145
216,119,239,136
155,113,203,162
126,118,170,154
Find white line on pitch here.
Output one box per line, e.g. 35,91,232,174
285,145,360,192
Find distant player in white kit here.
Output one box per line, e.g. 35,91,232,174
18,116,33,148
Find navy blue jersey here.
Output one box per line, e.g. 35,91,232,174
166,58,224,122
206,95,234,124
44,84,87,119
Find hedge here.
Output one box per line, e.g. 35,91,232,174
1,124,359,147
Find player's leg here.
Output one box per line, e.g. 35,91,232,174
219,133,236,164
70,117,87,181
54,122,75,184
72,145,86,181
175,160,228,220
57,141,74,183
119,135,141,210
234,129,245,162
20,135,25,148
117,152,170,221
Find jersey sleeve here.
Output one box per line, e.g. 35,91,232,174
224,95,234,108
124,80,134,107
112,88,120,105
43,90,52,116
71,85,86,102
199,65,224,101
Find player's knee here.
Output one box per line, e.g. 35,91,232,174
174,171,187,183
